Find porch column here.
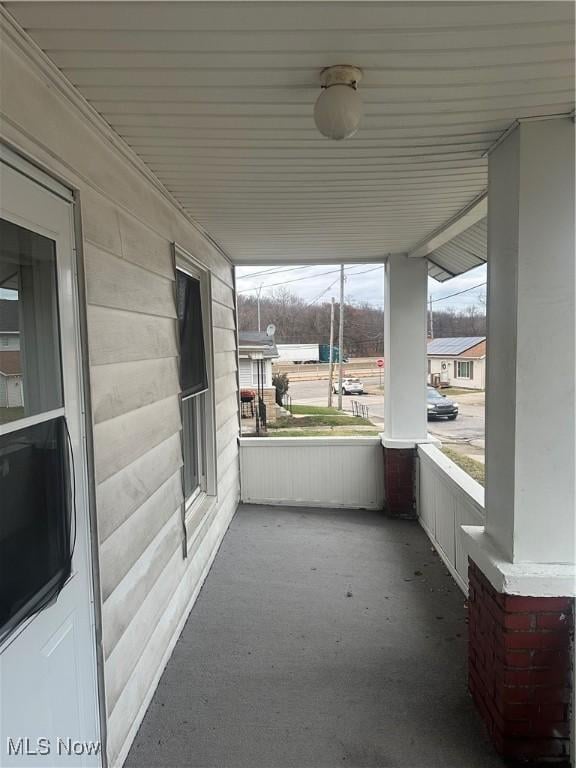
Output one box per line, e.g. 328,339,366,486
381,254,429,517
464,117,575,763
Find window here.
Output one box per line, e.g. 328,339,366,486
455,360,473,379
176,252,216,507
0,219,63,424
0,218,72,642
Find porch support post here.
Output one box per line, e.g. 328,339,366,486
381,254,430,517
464,117,575,764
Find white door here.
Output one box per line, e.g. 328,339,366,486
0,157,101,765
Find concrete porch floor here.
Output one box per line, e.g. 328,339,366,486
126,504,506,768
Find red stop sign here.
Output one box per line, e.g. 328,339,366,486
376,358,384,368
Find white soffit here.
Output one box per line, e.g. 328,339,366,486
5,1,575,267
426,217,488,282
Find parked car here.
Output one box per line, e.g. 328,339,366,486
334,378,364,395
427,386,458,420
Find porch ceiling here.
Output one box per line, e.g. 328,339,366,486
6,2,575,270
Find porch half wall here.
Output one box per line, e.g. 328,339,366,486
240,437,385,510
1,30,240,767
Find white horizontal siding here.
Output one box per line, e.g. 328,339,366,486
0,33,240,768
239,437,384,510
239,358,253,386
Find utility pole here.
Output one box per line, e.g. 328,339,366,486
337,265,345,411
327,296,335,407
429,295,434,339
257,284,263,331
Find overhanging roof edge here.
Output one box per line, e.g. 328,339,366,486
409,192,487,259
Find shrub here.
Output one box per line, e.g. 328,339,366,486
272,372,289,406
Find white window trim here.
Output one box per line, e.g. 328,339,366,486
174,244,218,521
455,359,473,379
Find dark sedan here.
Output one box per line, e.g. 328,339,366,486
427,386,458,420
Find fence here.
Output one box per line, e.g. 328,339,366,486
351,400,370,419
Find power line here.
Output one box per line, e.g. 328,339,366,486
309,277,340,305
430,282,487,304
309,265,385,305
237,266,341,293
237,263,384,294
236,264,314,280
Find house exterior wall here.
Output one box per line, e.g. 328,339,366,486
429,356,486,389
5,373,23,407
0,332,19,350
1,29,240,767
239,356,273,388
239,358,277,421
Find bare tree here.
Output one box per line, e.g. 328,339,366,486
238,290,485,357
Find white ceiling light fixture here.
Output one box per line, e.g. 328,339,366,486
314,65,364,141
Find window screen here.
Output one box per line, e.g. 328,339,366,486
176,270,207,398
182,395,200,499
0,417,73,642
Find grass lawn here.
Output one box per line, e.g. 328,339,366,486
441,446,485,486
268,427,381,437
289,404,341,415
269,414,373,429
0,406,25,424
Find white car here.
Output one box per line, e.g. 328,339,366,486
333,378,364,395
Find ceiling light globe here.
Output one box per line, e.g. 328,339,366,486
314,84,363,140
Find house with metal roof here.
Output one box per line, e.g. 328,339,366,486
427,336,486,389
238,331,279,426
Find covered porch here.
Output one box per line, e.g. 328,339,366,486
127,503,504,768
0,2,574,767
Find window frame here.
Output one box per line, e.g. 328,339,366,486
455,359,473,380
0,219,65,436
174,245,218,518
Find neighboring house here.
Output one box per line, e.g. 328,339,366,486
0,350,22,408
238,331,279,420
0,298,19,350
0,299,22,407
427,337,486,389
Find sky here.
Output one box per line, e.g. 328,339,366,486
1,263,487,310
236,263,487,312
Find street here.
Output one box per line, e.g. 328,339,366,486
287,375,485,460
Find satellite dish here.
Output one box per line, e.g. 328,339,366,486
266,323,276,337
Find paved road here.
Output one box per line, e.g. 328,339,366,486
288,376,485,458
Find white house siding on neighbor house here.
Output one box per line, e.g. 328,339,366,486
0,332,19,350
428,356,486,389
0,372,22,407
1,31,240,768
239,357,273,388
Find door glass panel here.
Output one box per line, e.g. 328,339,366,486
0,416,73,643
0,218,63,425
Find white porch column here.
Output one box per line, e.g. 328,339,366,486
381,254,429,518
463,118,574,766
484,117,575,565
382,254,428,443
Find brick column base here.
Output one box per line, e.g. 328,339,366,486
468,559,573,763
383,447,416,518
